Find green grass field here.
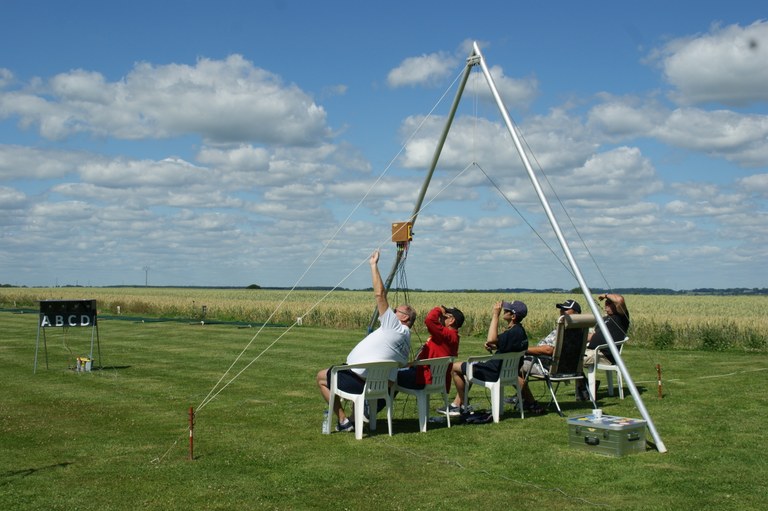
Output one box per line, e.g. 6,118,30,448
2,306,767,510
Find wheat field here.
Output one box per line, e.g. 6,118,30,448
2,287,765,352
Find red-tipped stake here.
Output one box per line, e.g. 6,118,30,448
188,406,195,460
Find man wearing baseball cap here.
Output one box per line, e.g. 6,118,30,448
556,299,581,314
576,293,630,400
397,305,464,391
513,299,582,414
439,299,528,416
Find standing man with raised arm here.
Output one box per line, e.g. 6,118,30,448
316,250,416,432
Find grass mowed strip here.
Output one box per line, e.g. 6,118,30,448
2,311,767,510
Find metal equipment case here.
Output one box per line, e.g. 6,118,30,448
567,414,647,456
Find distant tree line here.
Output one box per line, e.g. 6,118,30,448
569,287,768,296
2,283,766,295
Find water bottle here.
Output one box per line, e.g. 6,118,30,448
322,410,330,434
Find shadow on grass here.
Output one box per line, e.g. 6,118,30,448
92,365,132,371
343,418,453,436
0,462,73,486
545,384,649,415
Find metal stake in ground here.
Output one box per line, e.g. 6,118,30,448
188,406,195,460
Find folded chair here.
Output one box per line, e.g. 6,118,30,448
326,361,400,440
463,350,526,422
525,313,597,416
587,336,630,399
394,356,454,432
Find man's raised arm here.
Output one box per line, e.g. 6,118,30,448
370,250,389,316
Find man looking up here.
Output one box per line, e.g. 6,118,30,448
316,250,415,432
396,305,464,391
439,300,528,416
515,299,582,414
577,293,629,400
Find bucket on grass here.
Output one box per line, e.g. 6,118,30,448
76,357,92,372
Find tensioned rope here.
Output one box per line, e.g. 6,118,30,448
462,64,669,394
193,67,470,414
197,161,476,411
474,162,577,279
156,56,631,462
464,63,611,292
516,132,614,291
465,65,670,401
150,166,467,460
195,54,625,418
192,66,468,411
476,98,669,376
148,168,467,461
386,242,428,358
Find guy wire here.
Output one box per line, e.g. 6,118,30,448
195,72,466,412
474,162,576,279
197,161,474,411
516,128,614,291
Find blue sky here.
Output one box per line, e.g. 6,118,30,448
1,1,766,291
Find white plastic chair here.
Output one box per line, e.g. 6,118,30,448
394,356,454,432
525,313,597,416
587,337,629,399
463,350,526,422
325,361,399,440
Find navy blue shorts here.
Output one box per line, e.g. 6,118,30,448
326,367,365,394
326,366,387,413
396,367,425,390
462,361,499,382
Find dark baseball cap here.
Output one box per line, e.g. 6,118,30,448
556,299,582,313
443,306,465,328
502,300,527,319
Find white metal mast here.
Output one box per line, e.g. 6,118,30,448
471,41,666,452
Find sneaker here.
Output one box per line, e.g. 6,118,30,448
504,395,519,406
523,401,546,415
436,404,462,417
335,419,355,432
576,381,600,401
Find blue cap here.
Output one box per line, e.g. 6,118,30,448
502,300,527,319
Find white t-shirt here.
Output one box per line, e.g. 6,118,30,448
346,308,411,381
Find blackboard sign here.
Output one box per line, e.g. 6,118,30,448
39,300,97,327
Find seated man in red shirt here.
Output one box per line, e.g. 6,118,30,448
396,305,464,390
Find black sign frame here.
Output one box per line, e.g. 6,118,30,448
34,300,101,373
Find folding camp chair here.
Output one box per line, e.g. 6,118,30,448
525,313,597,416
